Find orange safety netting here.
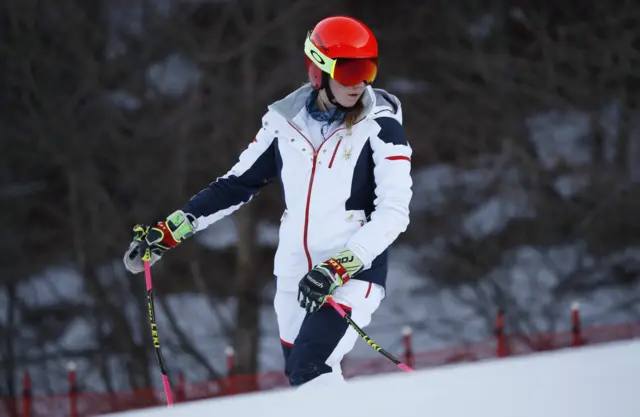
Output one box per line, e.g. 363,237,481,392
4,322,639,417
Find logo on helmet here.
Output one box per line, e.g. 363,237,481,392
313,34,329,53
309,50,325,66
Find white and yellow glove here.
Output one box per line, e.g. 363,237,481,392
123,210,196,274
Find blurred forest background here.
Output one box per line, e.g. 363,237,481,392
2,0,640,403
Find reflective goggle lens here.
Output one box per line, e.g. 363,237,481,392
332,58,378,86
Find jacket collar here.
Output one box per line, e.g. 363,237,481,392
264,84,403,136
267,84,388,122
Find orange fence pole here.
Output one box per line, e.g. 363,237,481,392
571,302,582,347
68,362,78,417
496,310,508,358
402,326,414,369
176,372,186,403
225,346,236,395
20,373,31,417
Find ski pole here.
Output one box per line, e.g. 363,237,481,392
141,245,174,406
327,296,414,372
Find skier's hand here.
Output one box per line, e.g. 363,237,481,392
297,248,363,313
123,210,197,274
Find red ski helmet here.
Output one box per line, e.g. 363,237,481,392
304,16,379,89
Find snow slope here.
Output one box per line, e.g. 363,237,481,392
103,339,640,417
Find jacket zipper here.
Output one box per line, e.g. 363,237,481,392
303,151,319,270
287,120,363,271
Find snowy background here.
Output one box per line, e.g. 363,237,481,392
5,102,639,392
2,0,640,406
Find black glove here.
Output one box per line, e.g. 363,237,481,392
298,248,363,313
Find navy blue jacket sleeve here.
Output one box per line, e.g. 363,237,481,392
181,129,277,230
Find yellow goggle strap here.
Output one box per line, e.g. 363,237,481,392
304,34,337,78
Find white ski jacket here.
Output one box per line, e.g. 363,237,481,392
182,84,413,291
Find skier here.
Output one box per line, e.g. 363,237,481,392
123,16,412,387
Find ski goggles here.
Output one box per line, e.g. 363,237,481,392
304,34,378,86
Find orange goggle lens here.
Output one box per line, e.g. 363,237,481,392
332,57,378,86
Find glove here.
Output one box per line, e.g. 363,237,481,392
123,210,197,274
298,248,364,313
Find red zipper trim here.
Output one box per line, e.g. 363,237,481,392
303,155,317,270
288,122,329,270
328,138,343,168
365,282,372,298
288,121,316,150
287,118,366,271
